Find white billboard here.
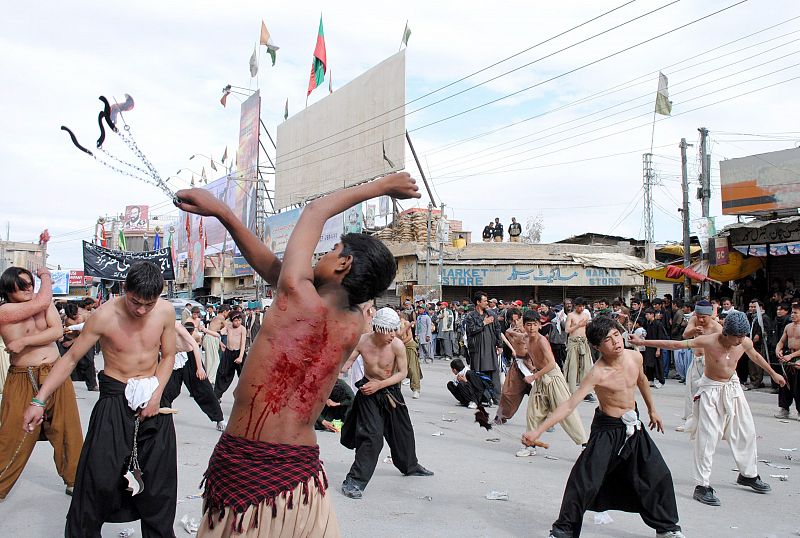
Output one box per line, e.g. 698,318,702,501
720,147,800,215
275,50,406,210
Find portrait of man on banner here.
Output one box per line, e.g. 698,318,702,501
124,204,149,231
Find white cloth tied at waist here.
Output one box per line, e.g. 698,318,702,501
618,409,641,455
685,373,743,438
173,352,189,370
125,376,160,410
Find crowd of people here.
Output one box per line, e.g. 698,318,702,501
0,171,797,537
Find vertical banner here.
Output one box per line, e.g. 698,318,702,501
344,204,363,234
692,217,716,254
365,204,376,228
713,237,729,265
233,90,261,234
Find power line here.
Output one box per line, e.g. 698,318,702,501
274,1,750,175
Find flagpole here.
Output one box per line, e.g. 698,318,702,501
649,108,657,154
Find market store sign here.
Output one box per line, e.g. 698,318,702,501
436,265,642,287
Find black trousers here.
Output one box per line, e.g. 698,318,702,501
447,371,491,407
341,382,421,490
778,366,800,412
550,343,566,370
70,352,98,390
214,349,244,400
162,352,223,423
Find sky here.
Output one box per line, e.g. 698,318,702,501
2,0,799,269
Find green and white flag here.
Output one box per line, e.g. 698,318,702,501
118,229,127,251
655,72,672,116
400,21,411,48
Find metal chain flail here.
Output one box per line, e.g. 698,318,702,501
129,418,141,473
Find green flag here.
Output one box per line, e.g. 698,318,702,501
118,228,127,251
401,21,411,48
306,16,327,96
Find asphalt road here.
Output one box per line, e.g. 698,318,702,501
2,359,799,537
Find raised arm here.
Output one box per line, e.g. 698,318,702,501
278,173,420,294
742,337,785,386
174,188,283,284
629,333,704,351
0,269,53,324
4,304,64,354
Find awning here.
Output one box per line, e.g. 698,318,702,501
656,244,702,256
642,250,763,283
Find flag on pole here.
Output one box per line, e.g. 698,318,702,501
153,232,161,250
400,21,411,49
210,156,217,172
222,146,228,163
118,228,127,251
306,16,327,96
655,72,672,116
329,70,333,94
220,85,232,107
284,98,289,120
260,21,280,66
249,45,259,78
185,213,191,242
96,221,107,247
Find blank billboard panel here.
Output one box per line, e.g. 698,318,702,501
720,147,800,215
275,51,405,210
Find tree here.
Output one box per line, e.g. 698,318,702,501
521,215,544,244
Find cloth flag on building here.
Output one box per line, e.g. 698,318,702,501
220,85,232,107
210,157,217,172
655,72,672,116
222,146,228,163
185,213,191,242
95,221,106,247
284,98,289,120
259,21,280,66
118,229,127,251
249,45,258,78
306,16,327,97
153,232,161,250
400,21,411,49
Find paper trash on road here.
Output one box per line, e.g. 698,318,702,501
432,431,444,436
779,447,797,451
180,514,199,534
594,512,614,524
119,529,136,537
486,491,509,501
763,461,791,469
543,455,559,460
769,474,789,481
418,495,433,501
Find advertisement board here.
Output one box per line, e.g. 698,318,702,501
720,147,800,215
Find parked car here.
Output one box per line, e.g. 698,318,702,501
166,298,206,320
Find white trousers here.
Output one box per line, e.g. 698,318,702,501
687,374,758,487
683,354,705,421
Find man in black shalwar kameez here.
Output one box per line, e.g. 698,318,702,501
464,291,502,402
24,262,178,538
522,316,683,538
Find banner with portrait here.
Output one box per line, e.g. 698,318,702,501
124,205,149,231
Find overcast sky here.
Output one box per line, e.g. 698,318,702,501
2,0,799,269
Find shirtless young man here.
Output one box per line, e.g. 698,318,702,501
564,297,595,401
516,311,587,458
631,311,787,507
203,305,229,383
23,261,177,537
675,300,722,431
340,307,433,499
494,314,533,425
524,316,683,538
162,321,225,431
397,315,422,399
775,303,800,419
0,267,83,501
175,172,420,536
214,312,246,400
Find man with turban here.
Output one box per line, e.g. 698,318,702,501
631,311,786,507
340,308,433,499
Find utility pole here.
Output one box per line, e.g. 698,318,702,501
698,127,711,218
642,153,655,299
425,203,432,286
680,138,693,300
437,203,446,287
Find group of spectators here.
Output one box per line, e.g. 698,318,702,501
481,217,523,243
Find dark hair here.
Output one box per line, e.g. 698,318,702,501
218,304,231,313
522,309,539,324
450,358,465,371
652,298,663,305
64,303,80,320
0,267,35,302
675,299,685,308
598,297,609,305
185,303,192,308
720,296,731,303
749,299,764,307
124,261,164,300
586,315,625,347
81,297,96,308
506,307,521,320
777,302,791,312
644,307,656,315
183,322,195,334
191,306,201,313
472,290,487,305
338,233,397,307
573,296,587,306
230,313,243,322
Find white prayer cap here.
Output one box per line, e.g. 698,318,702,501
372,307,400,333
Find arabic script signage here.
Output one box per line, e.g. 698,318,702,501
434,264,642,287
728,219,800,246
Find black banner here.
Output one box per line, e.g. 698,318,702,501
82,241,175,281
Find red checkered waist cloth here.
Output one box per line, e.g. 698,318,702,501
201,433,328,532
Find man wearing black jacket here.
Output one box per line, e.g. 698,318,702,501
643,308,668,387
